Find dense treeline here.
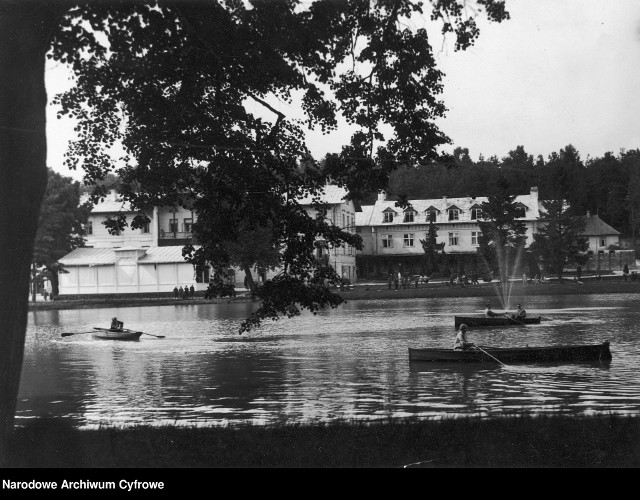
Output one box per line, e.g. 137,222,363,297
362,144,640,238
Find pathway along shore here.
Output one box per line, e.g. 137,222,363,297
28,274,640,312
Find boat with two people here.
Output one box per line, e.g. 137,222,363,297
454,315,542,328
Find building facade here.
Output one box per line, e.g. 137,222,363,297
58,186,358,296
355,187,543,278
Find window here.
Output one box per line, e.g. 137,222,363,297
471,208,483,220
404,233,414,247
141,222,150,234
448,209,459,221
403,211,415,223
348,245,352,255
471,231,481,245
342,213,346,227
449,232,460,246
169,219,178,233
383,212,394,223
600,238,605,247
382,235,393,248
426,210,437,222
85,221,93,235
184,218,193,232
515,206,526,218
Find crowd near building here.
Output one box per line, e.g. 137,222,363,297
57,185,628,297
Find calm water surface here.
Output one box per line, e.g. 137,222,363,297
19,293,640,429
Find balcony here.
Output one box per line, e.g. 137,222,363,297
158,230,194,246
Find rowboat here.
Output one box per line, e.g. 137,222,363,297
408,341,612,364
92,327,144,341
454,315,542,328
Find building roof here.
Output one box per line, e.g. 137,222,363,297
356,189,541,227
90,199,134,213
58,246,199,266
297,185,350,205
579,214,621,236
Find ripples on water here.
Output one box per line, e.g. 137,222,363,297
19,293,640,429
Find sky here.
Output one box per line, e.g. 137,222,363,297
45,0,640,181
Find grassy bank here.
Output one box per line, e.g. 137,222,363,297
27,276,640,312
5,415,639,468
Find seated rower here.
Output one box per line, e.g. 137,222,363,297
110,317,124,331
453,324,474,350
484,304,499,317
512,304,526,320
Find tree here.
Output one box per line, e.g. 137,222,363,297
476,176,528,283
0,0,509,457
32,168,90,298
530,199,588,281
419,220,444,275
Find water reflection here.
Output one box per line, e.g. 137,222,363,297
18,293,640,428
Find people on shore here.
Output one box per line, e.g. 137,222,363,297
623,264,629,281
110,317,124,331
453,324,474,350
484,304,499,317
190,284,195,298
173,286,179,299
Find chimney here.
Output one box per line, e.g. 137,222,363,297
111,189,118,201
530,186,538,193
587,210,590,218
377,190,387,202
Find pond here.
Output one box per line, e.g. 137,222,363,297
19,293,640,429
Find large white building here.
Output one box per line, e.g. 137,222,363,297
57,186,358,296
355,187,543,278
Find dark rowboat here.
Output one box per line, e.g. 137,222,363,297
92,327,143,341
408,341,612,364
455,315,541,328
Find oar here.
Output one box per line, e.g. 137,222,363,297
139,332,165,339
503,313,525,326
61,331,93,337
474,344,509,367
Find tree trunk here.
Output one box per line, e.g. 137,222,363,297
0,3,66,463
242,262,256,293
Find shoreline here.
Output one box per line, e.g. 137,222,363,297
28,275,640,312
6,414,640,467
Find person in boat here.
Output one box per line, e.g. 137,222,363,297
453,324,474,350
484,304,499,317
513,304,526,320
110,317,124,331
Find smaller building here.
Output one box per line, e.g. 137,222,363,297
578,211,621,251
58,246,209,296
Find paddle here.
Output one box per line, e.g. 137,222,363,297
473,344,508,367
502,313,525,326
61,331,93,337
139,332,165,339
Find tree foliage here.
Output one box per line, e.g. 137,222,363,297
419,220,444,275
50,0,509,332
476,176,528,281
33,168,90,295
530,199,588,281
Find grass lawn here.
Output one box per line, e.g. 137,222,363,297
5,414,640,468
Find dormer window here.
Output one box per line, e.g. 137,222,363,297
425,206,440,223
514,203,527,218
403,210,415,223
470,204,483,220
448,208,460,221
382,208,396,223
